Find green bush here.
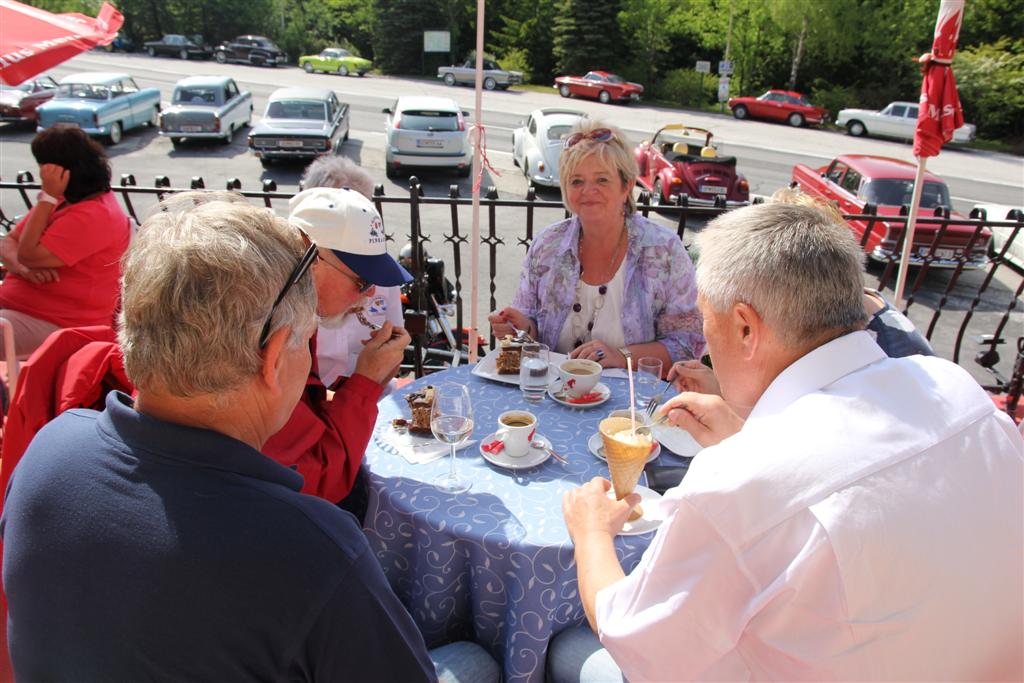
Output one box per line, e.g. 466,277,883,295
955,39,1024,141
654,68,715,107
496,47,533,83
807,82,858,122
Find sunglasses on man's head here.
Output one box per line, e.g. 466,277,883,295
316,253,373,294
258,235,318,348
562,128,615,150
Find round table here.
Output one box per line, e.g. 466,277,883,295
363,364,690,683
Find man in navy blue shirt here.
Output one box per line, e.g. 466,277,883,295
1,201,495,681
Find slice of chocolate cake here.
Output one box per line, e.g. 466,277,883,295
496,335,523,375
404,385,435,434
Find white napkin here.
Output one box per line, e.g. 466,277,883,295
377,425,477,465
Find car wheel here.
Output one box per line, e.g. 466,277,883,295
652,180,663,206
108,121,122,145
179,49,189,60
147,47,156,57
215,51,227,64
457,165,471,178
148,106,159,127
222,125,233,144
847,120,867,137
343,126,349,141
788,112,805,127
733,104,748,120
303,62,313,73
559,84,571,98
171,138,183,149
260,157,274,168
338,65,349,77
483,77,496,91
444,73,457,86
598,90,611,104
385,163,398,179
250,55,264,66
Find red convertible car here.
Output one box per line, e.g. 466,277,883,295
554,71,643,104
635,124,750,208
727,90,828,127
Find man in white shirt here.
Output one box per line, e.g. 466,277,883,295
555,202,1024,682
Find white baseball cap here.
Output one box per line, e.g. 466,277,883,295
288,187,412,287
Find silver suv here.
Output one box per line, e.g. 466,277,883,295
383,96,470,178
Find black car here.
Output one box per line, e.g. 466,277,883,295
214,35,286,67
143,34,212,60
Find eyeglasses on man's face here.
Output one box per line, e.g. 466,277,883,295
316,252,373,294
258,238,318,348
562,128,615,150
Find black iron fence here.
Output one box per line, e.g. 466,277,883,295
2,175,1021,416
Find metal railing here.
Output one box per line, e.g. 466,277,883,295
2,175,1021,416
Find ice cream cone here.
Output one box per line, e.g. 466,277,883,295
599,417,651,521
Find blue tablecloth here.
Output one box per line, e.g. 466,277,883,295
363,364,689,683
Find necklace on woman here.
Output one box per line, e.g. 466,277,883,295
570,223,627,348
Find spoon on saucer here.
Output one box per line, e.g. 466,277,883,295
531,440,567,464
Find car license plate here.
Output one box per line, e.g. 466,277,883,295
416,139,443,148
699,185,728,194
279,140,303,148
181,125,202,132
934,248,956,260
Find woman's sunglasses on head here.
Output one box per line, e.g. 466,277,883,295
562,128,615,150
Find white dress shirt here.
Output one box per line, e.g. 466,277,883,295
596,331,1024,681
316,286,404,388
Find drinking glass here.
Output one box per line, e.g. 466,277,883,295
519,342,550,404
431,384,474,493
635,357,663,412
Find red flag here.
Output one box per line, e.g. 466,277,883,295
0,0,123,86
913,0,965,158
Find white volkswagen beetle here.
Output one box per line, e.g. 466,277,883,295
512,108,588,188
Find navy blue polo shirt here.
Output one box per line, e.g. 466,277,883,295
2,391,436,682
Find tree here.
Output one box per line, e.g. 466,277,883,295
371,0,443,74
617,0,685,86
491,0,558,82
552,0,623,75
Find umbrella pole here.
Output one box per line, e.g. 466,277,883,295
467,0,485,363
893,156,928,309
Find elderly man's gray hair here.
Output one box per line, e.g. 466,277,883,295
300,155,375,198
695,202,867,347
119,201,317,395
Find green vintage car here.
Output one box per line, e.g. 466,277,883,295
299,48,372,77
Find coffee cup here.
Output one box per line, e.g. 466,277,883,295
558,359,602,398
496,410,537,457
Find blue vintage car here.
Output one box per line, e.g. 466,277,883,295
36,72,161,145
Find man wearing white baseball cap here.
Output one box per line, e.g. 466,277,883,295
262,187,412,512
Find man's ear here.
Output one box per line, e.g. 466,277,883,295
731,302,764,360
259,326,291,396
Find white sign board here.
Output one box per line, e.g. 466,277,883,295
718,59,733,75
695,60,711,74
423,31,451,53
718,76,730,102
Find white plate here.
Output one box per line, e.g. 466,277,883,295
611,485,665,536
587,432,660,463
479,432,552,470
652,424,702,457
471,347,569,385
547,381,611,408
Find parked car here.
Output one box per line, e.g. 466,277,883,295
634,123,750,208
143,34,212,60
973,204,1024,272
437,59,522,90
382,96,470,178
512,108,587,188
159,76,253,148
214,35,286,67
248,88,349,165
727,90,828,127
836,101,977,143
791,154,990,268
36,72,161,145
554,71,643,104
299,48,371,76
0,75,59,124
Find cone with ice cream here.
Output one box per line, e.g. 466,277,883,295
599,416,652,521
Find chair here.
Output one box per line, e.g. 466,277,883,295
700,146,717,158
672,142,689,155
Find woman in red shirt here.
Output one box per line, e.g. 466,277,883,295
0,126,131,359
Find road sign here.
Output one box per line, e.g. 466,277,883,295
695,60,711,74
423,31,450,53
718,59,733,76
718,76,730,102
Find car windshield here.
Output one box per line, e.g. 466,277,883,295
399,110,459,132
545,124,574,142
57,83,109,100
267,100,326,120
861,179,951,209
174,88,218,104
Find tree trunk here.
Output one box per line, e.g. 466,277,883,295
788,15,808,90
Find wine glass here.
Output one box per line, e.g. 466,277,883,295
431,384,474,493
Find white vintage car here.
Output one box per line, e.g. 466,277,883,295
974,203,1024,272
512,108,587,188
159,76,252,147
836,101,976,143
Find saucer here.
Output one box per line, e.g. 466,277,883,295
548,381,611,408
651,424,702,457
479,432,552,470
609,485,665,536
588,432,661,463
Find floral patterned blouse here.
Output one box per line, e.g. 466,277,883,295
511,213,705,362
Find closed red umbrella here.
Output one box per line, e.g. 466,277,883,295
894,0,965,306
0,0,123,86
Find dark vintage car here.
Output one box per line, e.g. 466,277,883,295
791,154,991,268
248,87,349,165
215,35,286,67
634,124,750,208
0,75,59,124
554,71,643,104
143,34,212,60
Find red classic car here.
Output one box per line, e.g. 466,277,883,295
635,124,749,207
0,75,59,124
554,71,643,104
728,90,828,127
791,154,990,268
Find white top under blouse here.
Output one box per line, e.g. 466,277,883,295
554,260,626,354
316,286,404,388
